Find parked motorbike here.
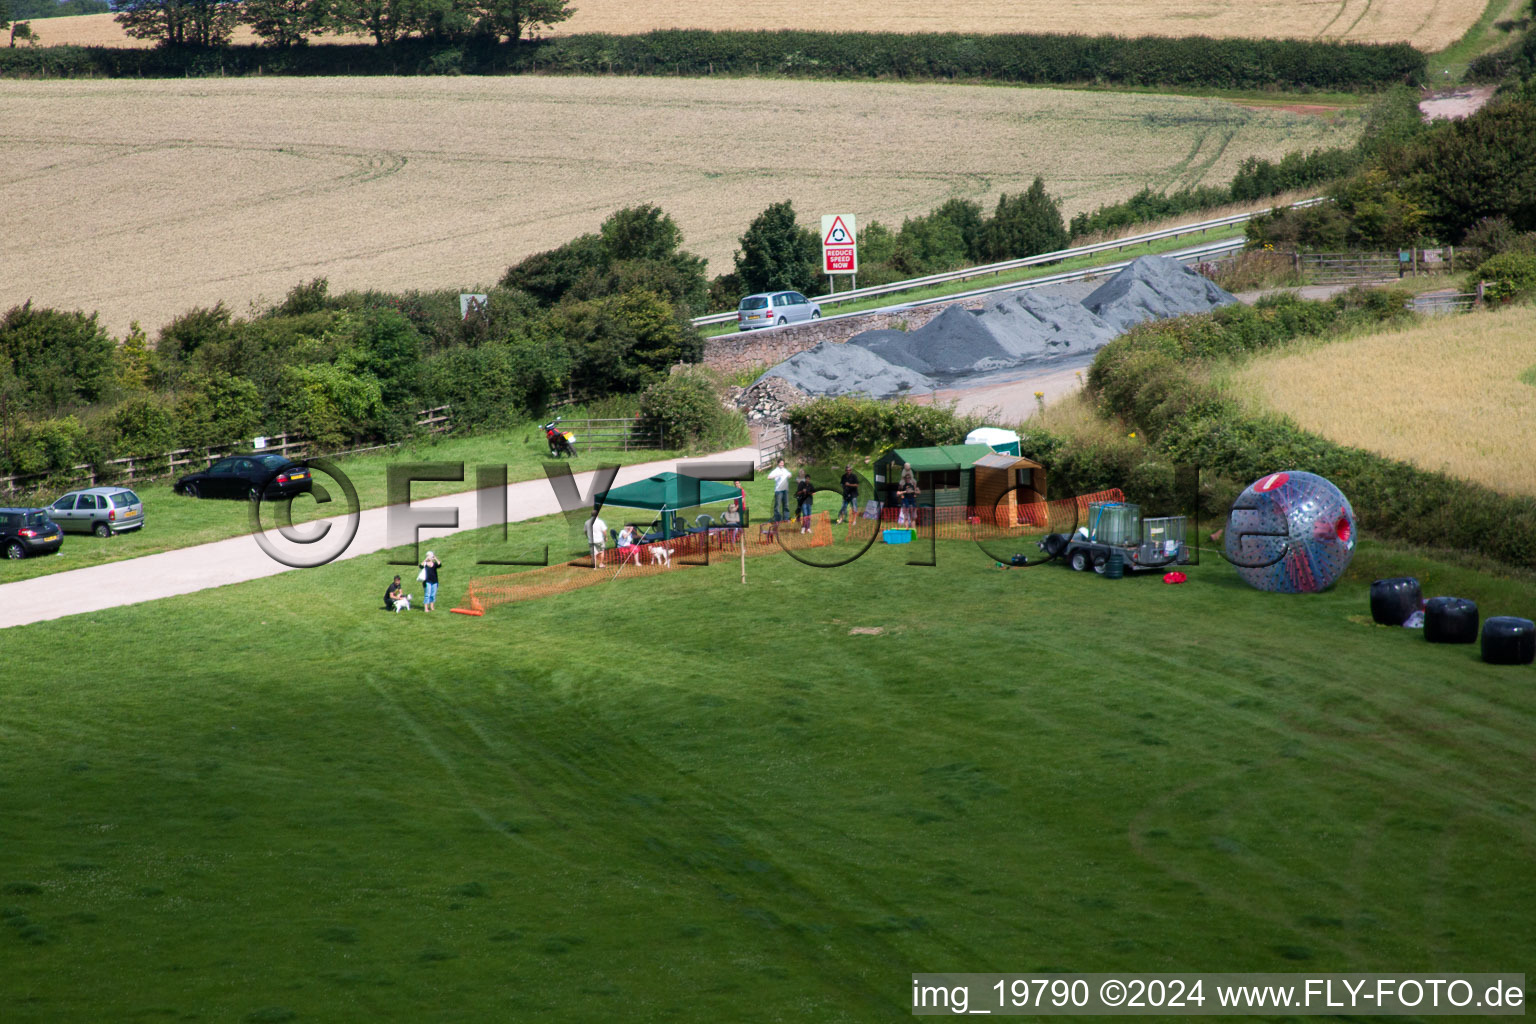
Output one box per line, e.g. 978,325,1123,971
541,418,578,458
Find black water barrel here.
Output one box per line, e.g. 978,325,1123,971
1370,577,1421,626
1424,597,1479,644
1481,617,1535,666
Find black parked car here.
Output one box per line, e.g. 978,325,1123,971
1,507,64,559
174,454,313,501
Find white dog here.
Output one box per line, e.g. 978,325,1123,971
649,546,673,567
393,593,412,613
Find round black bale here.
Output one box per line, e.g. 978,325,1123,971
1425,597,1479,644
1481,616,1535,666
1370,577,1421,625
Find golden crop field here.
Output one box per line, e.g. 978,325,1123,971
23,0,1481,50
1233,305,1536,497
0,76,1355,336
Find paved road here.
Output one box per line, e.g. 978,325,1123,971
0,448,758,631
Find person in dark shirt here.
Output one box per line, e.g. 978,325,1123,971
420,552,442,612
836,464,860,524
795,470,815,534
384,575,403,611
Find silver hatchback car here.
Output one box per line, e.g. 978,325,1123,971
46,486,145,537
737,291,822,331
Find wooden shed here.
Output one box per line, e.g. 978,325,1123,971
873,444,996,509
971,452,1047,526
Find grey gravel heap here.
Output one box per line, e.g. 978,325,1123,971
757,255,1236,398
1082,254,1239,332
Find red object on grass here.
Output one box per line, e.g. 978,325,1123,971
1163,571,1187,584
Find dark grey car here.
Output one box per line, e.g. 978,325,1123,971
47,487,145,537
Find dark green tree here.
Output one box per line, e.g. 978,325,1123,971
113,0,236,46
892,213,968,275
981,178,1069,262
0,302,117,412
1400,92,1536,240
239,0,324,46
329,0,412,45
733,200,820,295
454,0,570,41
931,198,986,263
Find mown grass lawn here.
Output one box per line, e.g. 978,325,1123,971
1,512,1533,1022
0,420,686,585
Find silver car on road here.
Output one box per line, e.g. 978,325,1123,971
737,291,822,331
46,486,145,537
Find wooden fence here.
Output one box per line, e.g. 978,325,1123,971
757,424,791,469
0,405,451,499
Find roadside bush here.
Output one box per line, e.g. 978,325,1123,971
1468,251,1536,302
273,363,384,449
637,367,745,449
785,396,984,458
173,371,264,449
1,415,93,476
421,334,569,429
546,289,702,398
106,394,179,457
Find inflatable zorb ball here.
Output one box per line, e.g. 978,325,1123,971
1224,471,1356,593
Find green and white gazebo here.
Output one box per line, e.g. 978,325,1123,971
598,473,743,539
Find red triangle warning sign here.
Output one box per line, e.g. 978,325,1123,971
823,215,854,246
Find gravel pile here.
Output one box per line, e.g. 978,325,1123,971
729,376,812,423
1083,254,1238,332
758,255,1236,398
753,340,937,398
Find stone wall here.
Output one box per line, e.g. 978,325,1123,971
700,297,984,376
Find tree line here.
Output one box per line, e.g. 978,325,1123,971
0,24,1426,91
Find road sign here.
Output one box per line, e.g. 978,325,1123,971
821,214,858,275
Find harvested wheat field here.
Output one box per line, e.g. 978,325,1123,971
1233,304,1536,497
26,0,1481,49
0,76,1354,335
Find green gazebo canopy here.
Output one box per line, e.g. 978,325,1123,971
599,473,742,538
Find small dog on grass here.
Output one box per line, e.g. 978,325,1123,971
649,547,673,567
393,593,412,613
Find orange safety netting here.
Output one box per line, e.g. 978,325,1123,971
451,492,1124,616
452,511,836,615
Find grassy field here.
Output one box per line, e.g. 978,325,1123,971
1,497,1533,1021
0,417,686,585
25,0,1487,50
1229,303,1536,498
0,76,1357,337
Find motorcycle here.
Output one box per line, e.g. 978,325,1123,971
541,417,578,458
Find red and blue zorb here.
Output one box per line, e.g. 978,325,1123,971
1223,471,1356,593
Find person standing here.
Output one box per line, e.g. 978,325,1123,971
768,457,792,522
420,552,442,612
795,469,815,533
586,506,608,569
836,464,860,524
897,463,918,527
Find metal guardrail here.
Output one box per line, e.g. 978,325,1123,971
726,235,1249,337
693,197,1327,328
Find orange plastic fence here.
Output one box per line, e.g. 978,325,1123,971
451,492,1125,616
453,511,836,615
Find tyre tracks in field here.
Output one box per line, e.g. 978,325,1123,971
371,677,990,1012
